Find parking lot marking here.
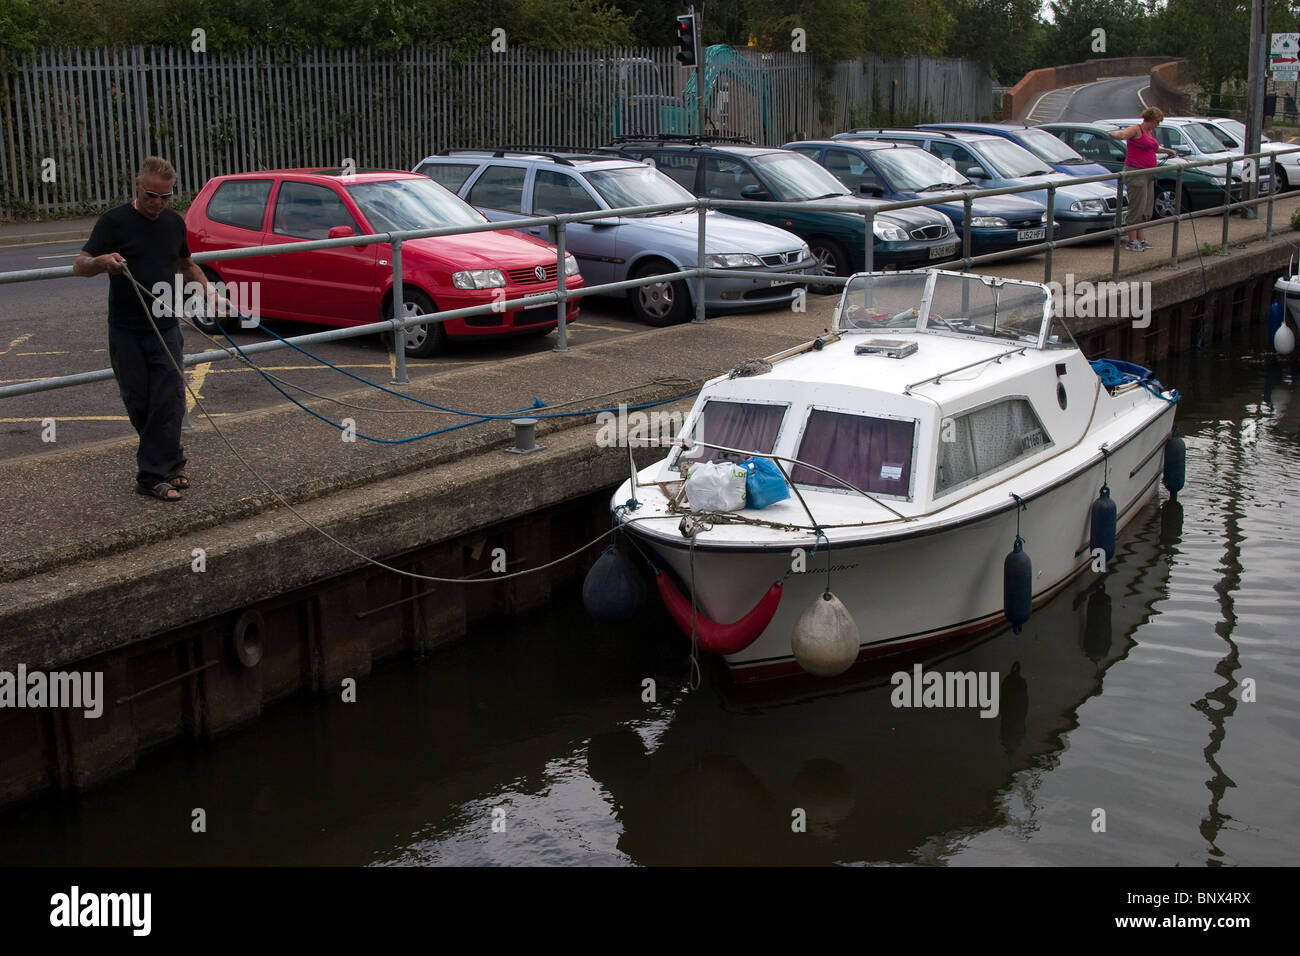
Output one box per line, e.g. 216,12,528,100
186,362,212,412
36,253,79,260
570,322,633,333
0,414,225,422
0,334,33,355
207,363,394,374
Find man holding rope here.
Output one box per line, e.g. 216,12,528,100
74,156,217,502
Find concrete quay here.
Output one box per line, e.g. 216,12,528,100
0,198,1296,804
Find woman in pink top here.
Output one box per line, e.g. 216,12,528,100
1111,107,1177,250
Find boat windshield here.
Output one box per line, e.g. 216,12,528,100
835,271,1057,346
835,273,930,330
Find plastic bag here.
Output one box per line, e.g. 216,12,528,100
743,455,790,510
684,461,748,512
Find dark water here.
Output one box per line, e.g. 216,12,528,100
1,327,1297,866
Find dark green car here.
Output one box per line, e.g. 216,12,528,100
1036,122,1242,216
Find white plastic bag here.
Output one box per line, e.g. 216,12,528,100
684,461,748,512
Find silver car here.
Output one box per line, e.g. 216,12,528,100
414,150,814,326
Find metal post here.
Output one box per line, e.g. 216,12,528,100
1246,0,1266,208
1170,167,1183,268
553,222,570,352
693,200,707,323
863,210,874,273
1267,159,1276,237
1112,170,1123,279
1222,161,1232,251
391,238,409,386
961,194,972,267
1044,183,1055,284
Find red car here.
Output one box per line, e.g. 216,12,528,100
185,169,582,356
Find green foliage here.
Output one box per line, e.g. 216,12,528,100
1201,240,1224,255
1290,207,1300,231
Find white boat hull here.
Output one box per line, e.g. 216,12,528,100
624,403,1174,682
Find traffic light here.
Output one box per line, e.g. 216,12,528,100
675,13,697,67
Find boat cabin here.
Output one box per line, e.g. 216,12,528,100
665,270,1103,519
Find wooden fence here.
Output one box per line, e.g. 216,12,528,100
0,46,993,219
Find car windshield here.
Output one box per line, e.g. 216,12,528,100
585,165,695,211
870,147,971,190
751,152,851,201
975,138,1053,178
1019,128,1084,164
1183,123,1232,153
345,178,485,231
1216,118,1262,143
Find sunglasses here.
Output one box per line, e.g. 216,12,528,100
142,188,175,199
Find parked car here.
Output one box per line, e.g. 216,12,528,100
185,169,581,356
783,138,1052,257
832,128,1124,238
1038,121,1244,216
918,122,1114,180
1196,117,1300,191
1096,117,1275,196
414,149,812,325
592,138,960,287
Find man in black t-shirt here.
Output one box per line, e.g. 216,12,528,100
75,156,215,501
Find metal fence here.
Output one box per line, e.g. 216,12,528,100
2,143,1294,405
0,45,993,219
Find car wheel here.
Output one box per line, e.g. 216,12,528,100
1279,167,1291,191
1154,184,1191,219
391,289,445,358
193,266,227,335
807,238,849,295
629,260,690,326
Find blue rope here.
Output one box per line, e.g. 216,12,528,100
212,322,699,443
223,321,698,420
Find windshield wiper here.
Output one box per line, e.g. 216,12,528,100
804,192,849,201
918,182,965,192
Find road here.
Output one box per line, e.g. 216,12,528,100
0,238,667,461
1022,75,1152,124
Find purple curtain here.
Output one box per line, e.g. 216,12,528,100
695,401,785,461
791,410,914,494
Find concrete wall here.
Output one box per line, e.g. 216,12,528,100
1004,56,1188,120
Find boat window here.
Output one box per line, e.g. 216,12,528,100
790,409,915,496
837,272,930,330
681,400,786,465
926,273,1046,343
936,398,1051,494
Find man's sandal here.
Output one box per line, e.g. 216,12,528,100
167,473,190,490
137,480,182,502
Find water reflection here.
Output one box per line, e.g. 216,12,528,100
587,503,1171,864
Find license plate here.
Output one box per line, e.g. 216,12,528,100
523,291,551,299
929,243,958,259
770,277,795,286
1017,228,1046,241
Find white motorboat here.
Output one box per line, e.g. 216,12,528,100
610,269,1182,682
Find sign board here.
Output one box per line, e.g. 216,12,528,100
1271,33,1299,79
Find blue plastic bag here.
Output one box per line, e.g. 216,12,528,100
743,455,790,510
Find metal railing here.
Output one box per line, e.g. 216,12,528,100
3,142,1298,402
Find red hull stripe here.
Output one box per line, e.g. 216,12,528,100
655,571,783,655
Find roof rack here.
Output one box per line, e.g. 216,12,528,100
606,134,757,146
496,145,612,162
434,148,577,165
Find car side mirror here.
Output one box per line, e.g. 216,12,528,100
1173,144,1192,156
328,224,365,248
964,165,988,179
740,184,769,199
859,182,885,196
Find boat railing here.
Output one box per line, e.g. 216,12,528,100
902,346,1029,395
